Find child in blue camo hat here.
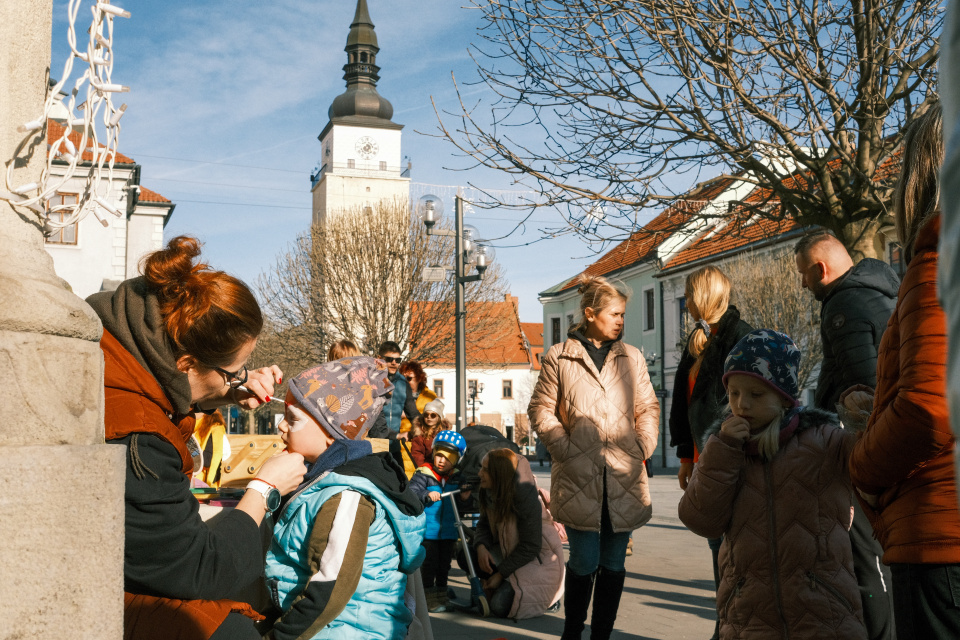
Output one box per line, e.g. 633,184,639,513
677,330,868,639
263,357,426,640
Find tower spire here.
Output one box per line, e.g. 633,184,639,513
328,0,394,121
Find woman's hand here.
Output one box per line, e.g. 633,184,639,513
677,461,694,490
234,365,284,409
256,450,307,496
720,415,750,444
482,572,503,593
477,544,495,574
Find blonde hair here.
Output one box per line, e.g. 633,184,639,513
572,275,629,334
327,339,361,361
685,266,732,360
893,102,942,264
749,408,785,463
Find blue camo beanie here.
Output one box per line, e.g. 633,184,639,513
722,329,801,406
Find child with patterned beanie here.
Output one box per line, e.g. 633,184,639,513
678,330,867,640
261,357,426,640
409,430,471,613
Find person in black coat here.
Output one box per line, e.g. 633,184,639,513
669,265,752,640
795,230,899,640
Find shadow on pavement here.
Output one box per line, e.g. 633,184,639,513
642,521,689,531
640,599,718,621
627,571,714,592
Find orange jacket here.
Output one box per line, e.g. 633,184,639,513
849,215,960,564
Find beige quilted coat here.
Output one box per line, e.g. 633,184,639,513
528,338,660,532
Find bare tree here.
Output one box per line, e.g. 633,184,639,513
437,0,941,259
253,199,511,380
724,247,823,391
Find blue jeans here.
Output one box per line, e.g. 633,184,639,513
566,497,631,576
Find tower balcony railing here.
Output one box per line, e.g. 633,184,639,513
311,161,406,187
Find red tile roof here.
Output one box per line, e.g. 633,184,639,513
412,295,534,367
520,322,544,370
555,176,738,293
138,186,171,203
47,119,135,164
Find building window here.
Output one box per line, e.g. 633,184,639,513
347,159,356,169
888,242,906,276
379,161,387,171
502,380,513,399
644,287,655,331
678,296,688,331
551,317,561,347
44,193,79,245
433,379,444,398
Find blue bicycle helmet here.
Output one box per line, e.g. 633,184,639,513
432,430,467,466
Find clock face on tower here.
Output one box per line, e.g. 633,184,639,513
355,136,379,160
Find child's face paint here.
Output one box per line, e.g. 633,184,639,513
727,374,791,433
277,391,333,462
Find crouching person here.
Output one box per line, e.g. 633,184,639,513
678,330,866,640
262,357,426,640
471,448,565,619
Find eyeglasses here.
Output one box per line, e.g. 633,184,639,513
404,376,417,384
212,364,248,388
382,356,402,364
424,412,439,419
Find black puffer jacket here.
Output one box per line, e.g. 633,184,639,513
669,306,752,460
815,258,899,410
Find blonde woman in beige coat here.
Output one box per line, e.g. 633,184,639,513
529,275,660,640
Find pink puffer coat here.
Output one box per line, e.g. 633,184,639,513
528,338,660,532
678,408,866,640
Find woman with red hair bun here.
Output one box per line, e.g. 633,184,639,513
87,236,306,640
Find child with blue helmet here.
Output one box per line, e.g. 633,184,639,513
409,429,471,612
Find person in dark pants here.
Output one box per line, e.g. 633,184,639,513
795,230,900,640
850,103,960,640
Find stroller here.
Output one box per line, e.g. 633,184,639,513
445,425,520,616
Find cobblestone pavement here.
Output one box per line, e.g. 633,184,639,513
428,465,717,640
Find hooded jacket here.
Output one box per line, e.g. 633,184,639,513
87,279,264,640
528,337,660,532
849,215,960,564
266,448,426,640
669,306,753,459
409,464,464,540
679,408,866,640
815,258,899,410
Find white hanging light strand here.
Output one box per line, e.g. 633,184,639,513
1,0,130,234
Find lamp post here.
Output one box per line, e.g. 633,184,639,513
469,382,484,424
418,193,496,430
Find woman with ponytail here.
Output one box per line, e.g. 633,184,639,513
529,274,659,640
668,265,752,640
87,236,306,640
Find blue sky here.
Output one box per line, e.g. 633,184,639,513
50,0,606,321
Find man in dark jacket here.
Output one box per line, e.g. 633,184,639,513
371,341,422,440
796,230,900,640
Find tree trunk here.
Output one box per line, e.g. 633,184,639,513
836,218,885,263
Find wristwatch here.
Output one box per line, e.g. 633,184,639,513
247,479,281,513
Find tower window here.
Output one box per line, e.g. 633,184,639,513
379,161,387,171
347,159,356,169
366,187,371,192
360,52,368,63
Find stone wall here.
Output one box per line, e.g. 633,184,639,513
0,2,125,638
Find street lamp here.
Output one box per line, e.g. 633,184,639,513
468,382,485,425
417,192,496,430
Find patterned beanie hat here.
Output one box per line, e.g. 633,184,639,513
722,329,801,406
288,356,394,440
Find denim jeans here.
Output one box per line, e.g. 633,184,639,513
891,563,960,640
566,499,631,576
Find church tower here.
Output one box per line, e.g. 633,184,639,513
311,0,409,225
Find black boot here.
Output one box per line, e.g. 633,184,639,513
589,567,626,640
561,567,596,640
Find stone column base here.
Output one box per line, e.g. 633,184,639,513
0,444,126,639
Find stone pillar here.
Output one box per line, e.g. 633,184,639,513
0,2,125,638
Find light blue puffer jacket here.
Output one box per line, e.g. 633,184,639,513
266,471,426,640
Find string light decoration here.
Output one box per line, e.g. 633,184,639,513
1,0,131,234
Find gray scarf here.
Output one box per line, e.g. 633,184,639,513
87,277,193,415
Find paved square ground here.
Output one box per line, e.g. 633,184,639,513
428,467,717,640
